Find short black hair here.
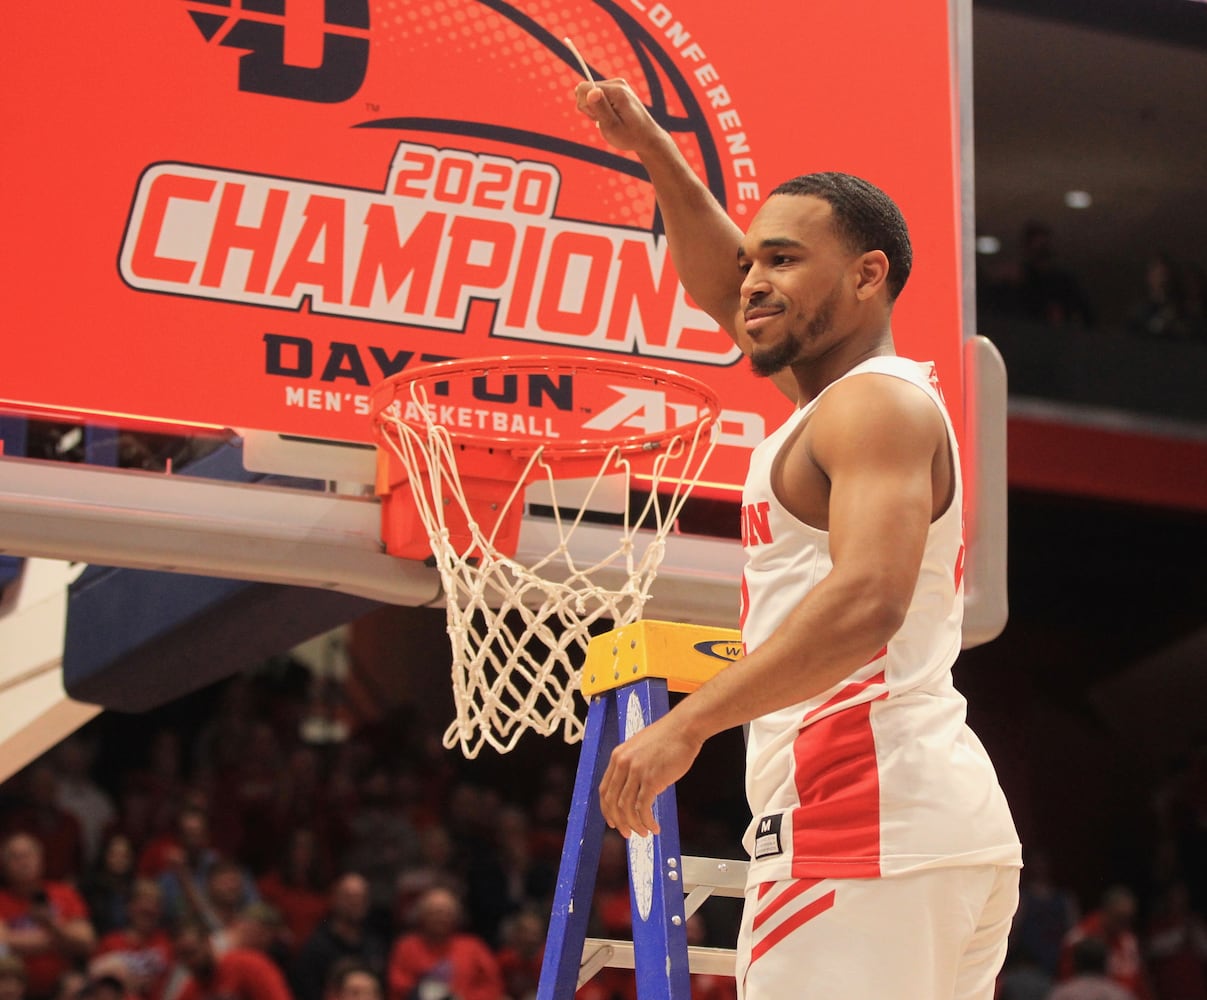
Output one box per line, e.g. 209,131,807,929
769,172,913,301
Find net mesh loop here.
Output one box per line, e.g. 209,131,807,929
373,358,719,758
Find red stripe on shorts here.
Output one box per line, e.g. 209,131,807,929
749,888,837,966
752,878,823,932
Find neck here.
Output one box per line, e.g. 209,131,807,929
791,327,895,404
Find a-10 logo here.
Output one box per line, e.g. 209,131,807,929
184,0,369,103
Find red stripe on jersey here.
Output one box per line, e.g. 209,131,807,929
954,542,966,590
752,877,823,931
791,695,887,878
800,662,886,727
749,888,837,967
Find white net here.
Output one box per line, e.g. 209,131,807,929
375,376,718,758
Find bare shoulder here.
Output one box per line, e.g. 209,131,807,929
808,371,946,467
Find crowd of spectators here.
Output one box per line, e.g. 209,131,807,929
977,222,1207,345
0,667,1204,1000
0,671,742,1000
997,741,1207,1000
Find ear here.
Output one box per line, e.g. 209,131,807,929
852,250,890,301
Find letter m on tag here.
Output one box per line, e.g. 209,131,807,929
754,813,783,860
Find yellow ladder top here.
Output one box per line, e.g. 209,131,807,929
581,619,744,697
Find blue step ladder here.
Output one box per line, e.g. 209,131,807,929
536,620,749,1000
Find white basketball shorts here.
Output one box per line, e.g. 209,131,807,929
735,865,1020,1000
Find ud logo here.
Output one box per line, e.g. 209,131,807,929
183,0,370,103
754,812,784,860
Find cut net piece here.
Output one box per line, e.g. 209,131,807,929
373,358,719,758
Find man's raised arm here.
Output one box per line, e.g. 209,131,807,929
575,80,745,338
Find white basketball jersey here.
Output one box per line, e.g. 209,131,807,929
739,356,1020,882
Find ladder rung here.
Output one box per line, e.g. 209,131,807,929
580,939,738,981
681,855,747,896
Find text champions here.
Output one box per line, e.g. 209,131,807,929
120,141,741,367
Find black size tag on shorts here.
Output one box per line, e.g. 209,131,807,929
754,813,784,859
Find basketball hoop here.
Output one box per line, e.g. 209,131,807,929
371,355,721,757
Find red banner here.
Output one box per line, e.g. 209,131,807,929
1,0,964,495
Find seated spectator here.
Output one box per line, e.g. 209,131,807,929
1128,253,1191,341
93,881,172,1000
1051,937,1139,1000
323,961,380,1000
1017,221,1095,328
0,955,27,1000
0,833,96,1000
123,733,187,862
150,810,257,929
1146,882,1207,1000
339,768,418,933
271,753,339,876
221,724,285,876
394,827,459,934
256,830,329,953
171,924,291,1000
527,788,568,870
3,767,86,883
1061,885,1152,1000
385,887,502,1000
196,864,256,942
291,876,386,1000
191,683,259,856
1010,849,1079,978
464,807,554,947
51,740,116,873
80,836,137,938
221,906,291,976
493,909,544,1000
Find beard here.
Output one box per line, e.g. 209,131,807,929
748,282,841,377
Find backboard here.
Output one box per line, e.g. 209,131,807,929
3,0,975,488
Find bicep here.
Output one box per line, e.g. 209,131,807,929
813,383,940,604
827,452,932,607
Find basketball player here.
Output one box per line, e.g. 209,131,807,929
574,80,1022,999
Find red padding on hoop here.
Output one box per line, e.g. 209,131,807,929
376,448,529,561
